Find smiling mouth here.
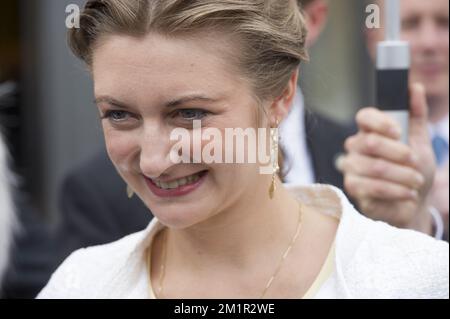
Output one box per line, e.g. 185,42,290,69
150,170,208,190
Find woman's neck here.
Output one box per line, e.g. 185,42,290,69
167,177,301,272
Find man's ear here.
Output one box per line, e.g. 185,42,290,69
304,0,329,48
269,69,299,125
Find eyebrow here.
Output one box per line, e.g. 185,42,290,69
94,96,130,108
164,95,217,108
94,94,217,109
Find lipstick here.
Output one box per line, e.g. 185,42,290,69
144,171,208,198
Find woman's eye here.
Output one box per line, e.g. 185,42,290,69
176,109,209,121
102,110,131,122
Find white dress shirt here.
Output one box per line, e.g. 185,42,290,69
279,90,315,185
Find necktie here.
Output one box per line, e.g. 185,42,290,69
432,135,449,167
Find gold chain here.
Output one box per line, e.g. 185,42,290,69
148,202,303,299
259,202,303,298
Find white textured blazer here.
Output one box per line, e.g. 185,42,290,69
38,185,449,299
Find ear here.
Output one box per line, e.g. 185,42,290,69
304,0,329,48
269,69,299,126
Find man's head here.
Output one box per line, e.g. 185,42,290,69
367,0,449,121
298,0,329,48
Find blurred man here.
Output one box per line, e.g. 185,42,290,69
341,0,449,239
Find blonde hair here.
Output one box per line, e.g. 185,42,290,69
68,0,308,101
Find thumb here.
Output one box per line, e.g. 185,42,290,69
409,82,430,144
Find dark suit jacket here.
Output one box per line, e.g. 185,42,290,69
305,110,356,190
2,110,354,298
0,193,56,299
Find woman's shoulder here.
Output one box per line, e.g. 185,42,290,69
287,184,448,298
363,218,448,271
37,226,154,299
343,215,449,298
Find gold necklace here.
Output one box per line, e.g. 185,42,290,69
148,202,303,299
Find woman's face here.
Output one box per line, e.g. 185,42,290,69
92,32,273,229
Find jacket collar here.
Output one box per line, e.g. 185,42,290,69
109,184,370,298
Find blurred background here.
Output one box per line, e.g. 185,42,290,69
1,0,102,222
0,0,374,220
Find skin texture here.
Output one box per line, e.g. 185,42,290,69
343,0,449,234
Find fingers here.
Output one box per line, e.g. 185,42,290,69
409,83,428,122
344,174,419,201
355,83,429,144
341,153,425,190
341,86,433,222
409,83,431,144
345,132,418,167
356,107,401,139
357,198,417,227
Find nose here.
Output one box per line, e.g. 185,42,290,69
139,122,174,179
414,20,442,51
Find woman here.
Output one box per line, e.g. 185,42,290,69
38,0,448,298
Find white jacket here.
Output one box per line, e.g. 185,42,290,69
38,184,449,299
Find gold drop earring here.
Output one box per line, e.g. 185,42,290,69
269,119,280,199
126,185,134,199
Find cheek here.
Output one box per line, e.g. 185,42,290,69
103,126,138,171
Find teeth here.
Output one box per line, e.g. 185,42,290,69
153,172,202,190
168,181,179,188
178,177,188,186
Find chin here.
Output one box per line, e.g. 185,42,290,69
156,213,211,230
145,199,212,229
